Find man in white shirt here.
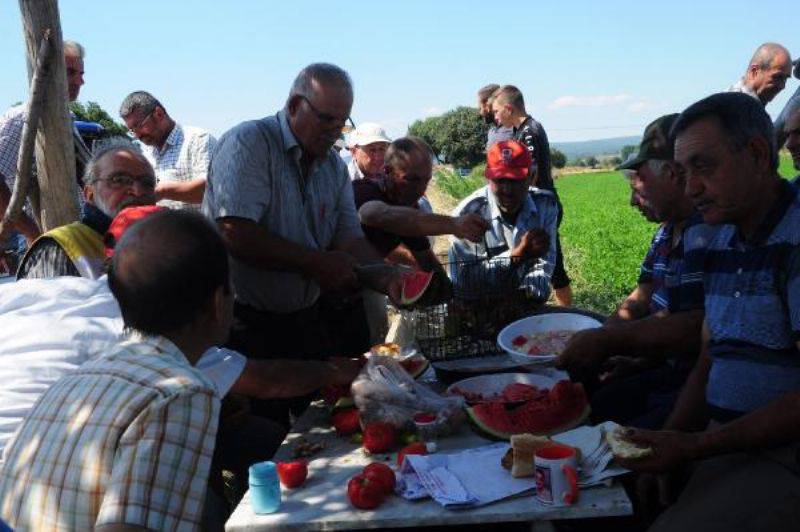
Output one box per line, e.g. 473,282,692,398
347,122,391,181
728,42,792,106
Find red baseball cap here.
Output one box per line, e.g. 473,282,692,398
485,140,532,180
104,205,166,258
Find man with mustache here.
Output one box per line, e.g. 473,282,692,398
17,140,156,279
449,139,556,301
557,114,719,429
622,93,800,531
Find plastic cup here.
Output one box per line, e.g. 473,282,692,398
249,461,281,514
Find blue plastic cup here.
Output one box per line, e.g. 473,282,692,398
249,461,281,514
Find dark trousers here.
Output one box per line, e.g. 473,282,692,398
226,295,370,428
551,192,571,289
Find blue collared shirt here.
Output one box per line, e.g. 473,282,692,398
448,185,558,301
703,180,800,416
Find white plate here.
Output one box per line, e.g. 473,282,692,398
446,372,557,402
497,313,602,362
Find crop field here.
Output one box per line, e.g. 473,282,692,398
430,153,798,316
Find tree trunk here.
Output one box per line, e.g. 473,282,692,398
18,0,78,230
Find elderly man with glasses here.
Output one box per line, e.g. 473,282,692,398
204,63,403,428
16,139,157,279
120,91,215,210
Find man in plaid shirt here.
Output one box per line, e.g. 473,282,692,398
0,210,233,530
120,91,215,211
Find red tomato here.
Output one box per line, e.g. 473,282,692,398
363,462,396,494
512,334,528,347
363,422,396,453
332,408,360,436
277,460,308,489
347,473,385,509
397,442,428,466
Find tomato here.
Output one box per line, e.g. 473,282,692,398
332,408,360,436
363,422,396,453
397,442,428,466
276,460,308,489
512,334,527,347
347,473,385,509
363,462,396,494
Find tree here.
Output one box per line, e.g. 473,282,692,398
585,155,598,168
409,106,487,168
620,144,637,162
550,148,567,169
70,101,128,136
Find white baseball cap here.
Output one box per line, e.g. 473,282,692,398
348,122,391,148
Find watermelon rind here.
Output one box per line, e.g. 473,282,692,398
400,270,434,306
466,403,591,441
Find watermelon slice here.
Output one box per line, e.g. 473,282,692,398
400,270,434,306
466,381,590,440
399,356,430,379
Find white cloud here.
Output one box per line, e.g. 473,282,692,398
549,93,632,109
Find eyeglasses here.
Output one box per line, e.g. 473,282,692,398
93,173,156,190
300,96,349,127
127,111,155,133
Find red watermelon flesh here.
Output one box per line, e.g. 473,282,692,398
466,380,589,439
401,270,434,305
501,383,547,403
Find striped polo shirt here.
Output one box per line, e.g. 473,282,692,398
638,212,719,313
704,180,800,418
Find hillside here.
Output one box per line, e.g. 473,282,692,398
551,136,640,159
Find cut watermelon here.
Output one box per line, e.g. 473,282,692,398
400,270,434,306
466,381,589,440
501,383,547,403
399,356,430,379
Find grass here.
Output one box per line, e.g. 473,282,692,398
429,153,797,316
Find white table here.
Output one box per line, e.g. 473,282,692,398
226,401,632,531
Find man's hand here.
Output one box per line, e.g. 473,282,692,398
617,428,701,473
307,250,360,293
555,328,611,378
599,355,654,383
452,214,489,242
326,357,362,387
511,229,550,261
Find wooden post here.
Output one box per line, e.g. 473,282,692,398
18,0,79,230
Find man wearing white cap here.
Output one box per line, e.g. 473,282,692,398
347,122,391,181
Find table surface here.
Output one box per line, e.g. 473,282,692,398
226,390,632,531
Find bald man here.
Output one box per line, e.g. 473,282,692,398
728,42,793,105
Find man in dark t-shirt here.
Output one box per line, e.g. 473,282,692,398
353,136,487,340
492,84,572,306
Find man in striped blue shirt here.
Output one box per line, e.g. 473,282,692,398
557,114,718,429
623,93,800,532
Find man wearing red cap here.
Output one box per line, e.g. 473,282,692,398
448,139,557,300
17,140,157,279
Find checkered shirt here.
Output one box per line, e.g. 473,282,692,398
0,333,220,531
141,123,215,211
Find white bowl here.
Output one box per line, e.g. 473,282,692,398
497,313,602,362
447,372,556,403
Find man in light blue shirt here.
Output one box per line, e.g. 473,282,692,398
449,140,557,302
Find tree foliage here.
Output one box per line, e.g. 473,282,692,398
409,106,488,168
620,144,637,162
70,101,128,136
550,148,567,169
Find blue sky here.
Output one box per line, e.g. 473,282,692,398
0,0,797,142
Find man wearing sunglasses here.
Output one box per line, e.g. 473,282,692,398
120,91,215,211
17,139,157,279
205,63,403,427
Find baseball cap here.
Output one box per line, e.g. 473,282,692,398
348,122,391,148
617,114,680,171
104,205,166,258
485,140,532,180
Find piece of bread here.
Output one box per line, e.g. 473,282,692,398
509,434,551,478
605,426,654,460
370,343,401,357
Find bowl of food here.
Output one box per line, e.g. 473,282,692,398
497,313,602,363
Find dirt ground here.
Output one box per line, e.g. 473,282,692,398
425,175,460,256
